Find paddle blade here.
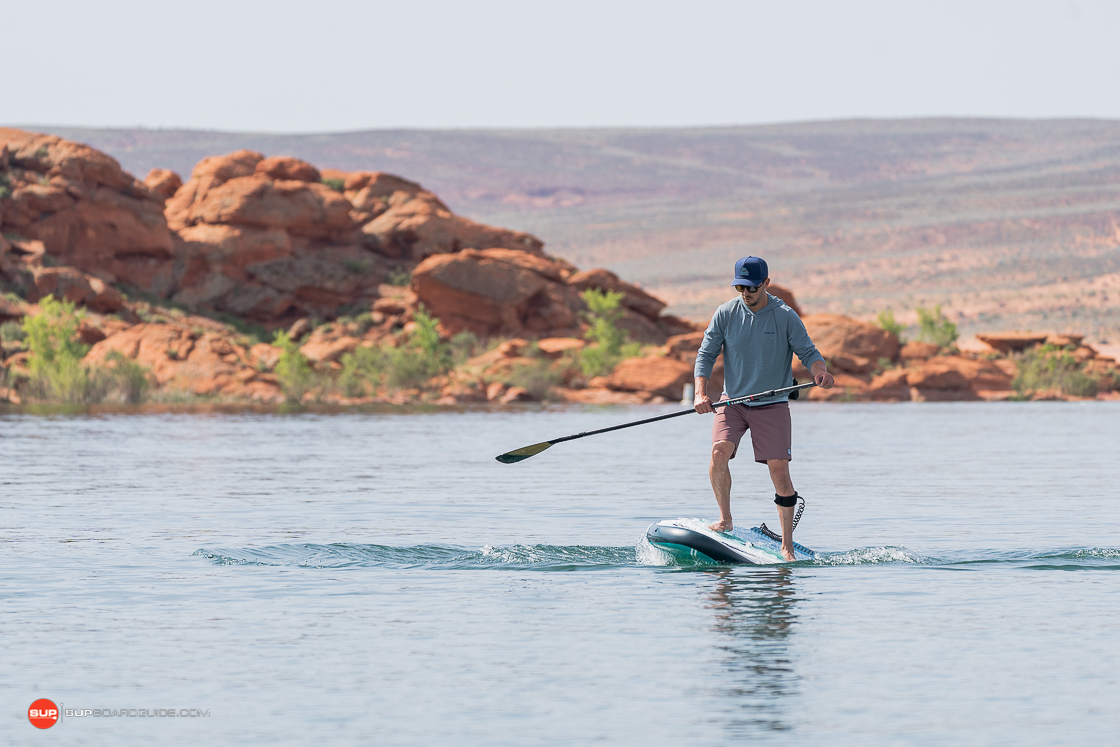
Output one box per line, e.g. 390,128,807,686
495,441,553,464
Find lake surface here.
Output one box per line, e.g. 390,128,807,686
2,402,1119,745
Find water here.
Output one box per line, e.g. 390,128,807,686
2,402,1119,745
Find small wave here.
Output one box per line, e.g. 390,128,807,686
1031,547,1120,560
813,546,929,566
194,542,1120,571
193,543,637,571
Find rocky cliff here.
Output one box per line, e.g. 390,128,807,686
2,128,1117,406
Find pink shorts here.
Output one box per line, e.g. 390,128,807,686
712,402,792,463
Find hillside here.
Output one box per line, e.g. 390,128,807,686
33,119,1120,342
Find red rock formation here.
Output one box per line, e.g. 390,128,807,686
1,237,124,313
412,248,582,338
767,283,803,317
0,129,173,288
255,156,321,183
801,314,900,374
866,369,911,401
85,319,282,401
976,332,1048,353
606,355,694,399
143,169,183,201
899,341,940,362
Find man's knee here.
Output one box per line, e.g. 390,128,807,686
711,441,735,463
767,459,790,475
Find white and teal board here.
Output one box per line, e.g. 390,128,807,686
646,518,816,564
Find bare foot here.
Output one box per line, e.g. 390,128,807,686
709,520,733,533
780,544,796,561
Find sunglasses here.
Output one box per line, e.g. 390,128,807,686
735,284,764,293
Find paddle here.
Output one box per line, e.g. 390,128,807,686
495,381,816,463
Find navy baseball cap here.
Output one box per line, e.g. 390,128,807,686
731,256,768,287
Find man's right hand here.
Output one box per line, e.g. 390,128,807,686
694,393,714,414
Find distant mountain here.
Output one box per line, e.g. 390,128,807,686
33,119,1120,341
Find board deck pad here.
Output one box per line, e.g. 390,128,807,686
646,518,817,564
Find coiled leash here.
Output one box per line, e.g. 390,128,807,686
759,494,806,542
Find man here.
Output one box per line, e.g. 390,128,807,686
693,256,834,561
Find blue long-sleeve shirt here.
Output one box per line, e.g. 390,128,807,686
694,293,825,405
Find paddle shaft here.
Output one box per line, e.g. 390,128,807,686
548,381,816,446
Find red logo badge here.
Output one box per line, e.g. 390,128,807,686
28,699,59,729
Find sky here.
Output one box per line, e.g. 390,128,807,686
6,0,1120,132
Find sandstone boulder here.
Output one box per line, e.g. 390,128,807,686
606,355,693,399
976,332,1048,353
32,266,124,314
412,248,584,338
255,156,321,183
537,337,585,358
666,331,705,359
85,320,282,401
802,314,900,373
907,359,971,390
767,283,803,317
143,169,183,201
0,128,174,287
566,268,666,320
910,355,1014,392
808,372,869,401
866,369,910,401
1045,334,1084,348
899,341,940,362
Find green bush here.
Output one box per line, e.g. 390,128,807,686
322,177,345,192
1013,344,1097,398
22,296,92,402
579,288,642,377
1,320,26,343
343,258,370,275
915,304,958,348
273,330,314,402
353,312,375,335
338,345,387,397
385,305,451,388
16,296,155,404
876,309,905,341
503,358,562,400
92,351,152,404
387,267,412,287
449,329,480,365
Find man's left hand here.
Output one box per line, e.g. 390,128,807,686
814,371,835,389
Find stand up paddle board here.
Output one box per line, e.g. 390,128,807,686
646,518,816,564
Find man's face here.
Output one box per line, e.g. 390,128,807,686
737,278,770,306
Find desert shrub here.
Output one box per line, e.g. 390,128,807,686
90,351,152,404
322,177,345,192
1013,344,1097,398
387,267,412,287
385,305,452,388
876,309,905,341
338,345,387,397
343,258,370,275
579,288,642,376
449,329,480,365
273,330,314,402
502,358,562,400
1,320,26,343
915,304,958,348
22,296,92,402
353,312,375,335
17,296,156,403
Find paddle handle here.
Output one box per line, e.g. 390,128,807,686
550,381,816,445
